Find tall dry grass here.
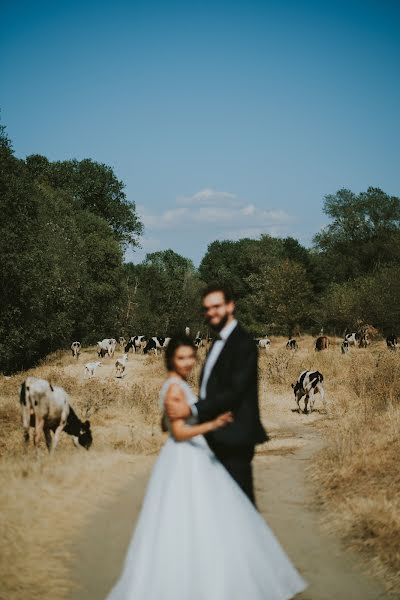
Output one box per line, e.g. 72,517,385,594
0,349,167,600
260,336,400,591
308,349,400,592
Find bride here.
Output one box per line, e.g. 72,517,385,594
106,335,306,600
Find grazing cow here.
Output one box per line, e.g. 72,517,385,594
194,337,204,348
344,332,358,346
144,336,171,355
286,338,297,351
356,324,378,347
70,341,81,359
257,337,271,349
125,335,146,353
84,361,102,378
19,377,92,452
291,370,325,414
115,354,128,377
118,337,126,349
341,340,350,354
97,338,117,358
185,326,191,337
358,333,370,348
386,335,398,351
97,341,108,358
315,336,329,351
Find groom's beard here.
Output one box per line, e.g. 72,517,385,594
206,313,229,333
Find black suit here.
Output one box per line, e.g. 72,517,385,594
195,323,268,503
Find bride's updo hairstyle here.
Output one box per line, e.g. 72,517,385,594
165,334,196,371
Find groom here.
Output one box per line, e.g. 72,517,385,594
165,283,268,504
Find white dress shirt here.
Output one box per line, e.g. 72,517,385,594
191,319,238,416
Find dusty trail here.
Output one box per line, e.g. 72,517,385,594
64,364,390,600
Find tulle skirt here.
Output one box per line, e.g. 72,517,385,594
106,434,306,600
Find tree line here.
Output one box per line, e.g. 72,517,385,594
1,125,399,372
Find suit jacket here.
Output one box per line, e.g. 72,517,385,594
195,323,268,451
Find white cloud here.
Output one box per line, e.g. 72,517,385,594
138,189,294,234
176,188,238,206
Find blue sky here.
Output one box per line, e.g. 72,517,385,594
2,0,399,265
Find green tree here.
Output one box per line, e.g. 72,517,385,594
0,126,132,372
247,259,313,335
122,250,204,336
25,155,143,247
314,187,400,282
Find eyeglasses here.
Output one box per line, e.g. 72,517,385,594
202,303,225,313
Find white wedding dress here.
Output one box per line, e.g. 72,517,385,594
106,376,307,600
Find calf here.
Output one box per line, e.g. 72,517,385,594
118,337,126,349
386,335,398,351
144,336,171,356
70,341,81,359
20,377,92,452
114,354,128,377
315,336,329,351
286,338,297,351
291,370,325,414
84,361,102,378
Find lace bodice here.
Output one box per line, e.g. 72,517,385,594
159,376,198,433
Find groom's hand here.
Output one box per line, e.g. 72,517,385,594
165,392,191,420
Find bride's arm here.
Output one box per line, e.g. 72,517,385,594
165,384,232,442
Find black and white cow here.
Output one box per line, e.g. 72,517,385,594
386,334,398,351
341,340,350,354
257,337,271,349
286,338,297,351
344,332,358,346
144,336,171,355
70,341,81,359
291,370,325,414
194,337,204,348
19,377,92,452
125,335,146,353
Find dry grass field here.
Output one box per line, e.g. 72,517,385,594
259,336,400,593
0,336,399,598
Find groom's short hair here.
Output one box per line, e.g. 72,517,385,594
201,283,234,303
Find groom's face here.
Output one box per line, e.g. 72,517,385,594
202,291,235,331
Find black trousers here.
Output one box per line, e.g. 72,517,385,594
214,445,256,506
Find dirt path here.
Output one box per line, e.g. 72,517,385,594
65,382,390,600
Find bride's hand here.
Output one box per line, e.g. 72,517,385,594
213,412,233,429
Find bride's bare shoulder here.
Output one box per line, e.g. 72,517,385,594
164,380,185,399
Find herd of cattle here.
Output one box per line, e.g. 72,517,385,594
17,327,397,453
